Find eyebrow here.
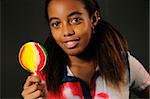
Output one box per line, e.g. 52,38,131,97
48,17,59,23
48,11,82,22
68,11,82,17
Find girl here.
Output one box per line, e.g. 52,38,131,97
21,0,150,98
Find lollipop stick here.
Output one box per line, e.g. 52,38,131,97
33,72,39,85
33,72,37,76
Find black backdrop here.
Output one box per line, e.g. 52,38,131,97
1,0,149,98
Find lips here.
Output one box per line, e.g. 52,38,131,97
63,38,80,49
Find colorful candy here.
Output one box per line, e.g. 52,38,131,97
18,42,47,74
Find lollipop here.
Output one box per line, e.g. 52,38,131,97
18,42,47,75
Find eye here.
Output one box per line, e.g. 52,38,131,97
50,21,61,29
70,17,82,25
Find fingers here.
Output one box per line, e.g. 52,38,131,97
23,90,44,99
36,97,44,99
23,75,41,90
22,84,44,96
21,75,47,99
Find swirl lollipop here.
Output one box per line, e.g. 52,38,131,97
18,42,47,75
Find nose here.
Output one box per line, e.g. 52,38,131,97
63,23,75,37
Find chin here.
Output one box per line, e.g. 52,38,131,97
64,49,83,56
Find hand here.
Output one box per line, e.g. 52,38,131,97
21,75,48,99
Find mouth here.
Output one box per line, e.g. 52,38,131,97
63,38,80,49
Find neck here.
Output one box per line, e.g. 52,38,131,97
67,55,96,85
66,39,97,84
68,55,93,66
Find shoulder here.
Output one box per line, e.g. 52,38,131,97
127,52,150,91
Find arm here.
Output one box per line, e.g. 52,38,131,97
128,53,150,98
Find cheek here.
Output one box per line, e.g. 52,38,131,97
51,30,62,43
74,22,92,39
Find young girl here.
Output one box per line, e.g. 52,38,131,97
21,0,150,98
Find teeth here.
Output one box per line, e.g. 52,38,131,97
76,38,80,40
66,41,74,46
64,41,78,49
64,38,80,49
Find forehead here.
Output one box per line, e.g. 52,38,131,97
47,0,87,18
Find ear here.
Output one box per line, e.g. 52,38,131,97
91,11,101,28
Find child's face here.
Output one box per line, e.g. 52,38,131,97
48,0,93,56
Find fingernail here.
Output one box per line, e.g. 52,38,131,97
41,80,46,84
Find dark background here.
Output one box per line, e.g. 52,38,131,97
1,0,149,98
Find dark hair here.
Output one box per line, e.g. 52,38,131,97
44,0,128,94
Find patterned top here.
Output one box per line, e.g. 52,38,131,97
38,52,150,99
